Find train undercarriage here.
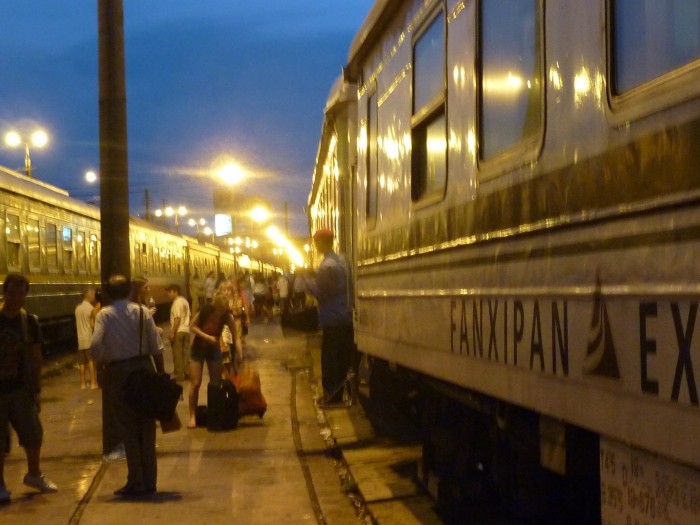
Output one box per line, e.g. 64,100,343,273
363,354,601,524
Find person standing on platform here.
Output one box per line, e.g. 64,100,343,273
75,287,98,389
203,271,217,305
299,229,354,404
292,271,307,309
91,275,165,497
0,273,58,504
166,284,191,382
187,292,239,428
276,272,290,317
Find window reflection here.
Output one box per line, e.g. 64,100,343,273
367,92,378,221
479,0,543,160
412,12,447,202
613,0,700,93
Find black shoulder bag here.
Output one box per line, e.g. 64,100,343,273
125,306,183,421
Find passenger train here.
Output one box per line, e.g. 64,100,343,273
309,1,700,523
0,164,278,353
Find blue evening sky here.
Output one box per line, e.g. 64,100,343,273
0,1,374,236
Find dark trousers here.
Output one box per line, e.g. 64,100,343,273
321,323,354,399
106,358,158,491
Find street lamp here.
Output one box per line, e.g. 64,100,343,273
304,243,311,267
249,205,270,224
187,217,207,234
216,162,246,185
4,129,49,178
85,170,98,183
154,205,188,232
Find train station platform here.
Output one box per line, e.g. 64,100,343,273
1,318,443,525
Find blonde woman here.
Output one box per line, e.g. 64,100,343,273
230,280,250,349
187,292,239,428
216,281,235,378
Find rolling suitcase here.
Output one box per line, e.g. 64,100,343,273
206,381,239,431
231,362,267,418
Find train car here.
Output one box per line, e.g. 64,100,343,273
184,238,219,312
130,218,188,321
316,1,700,522
218,250,237,281
0,165,102,349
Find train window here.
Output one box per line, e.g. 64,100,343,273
6,214,21,269
46,223,58,269
478,0,543,160
611,0,700,94
366,91,378,224
411,11,447,202
77,230,87,272
90,234,99,274
27,218,40,270
141,242,148,271
133,243,141,274
63,226,73,270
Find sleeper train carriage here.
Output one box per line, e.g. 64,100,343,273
0,165,269,352
310,0,700,522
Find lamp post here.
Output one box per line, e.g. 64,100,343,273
154,205,188,233
187,217,207,235
4,129,49,178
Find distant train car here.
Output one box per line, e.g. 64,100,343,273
313,1,700,522
130,218,188,321
0,166,101,349
0,164,270,351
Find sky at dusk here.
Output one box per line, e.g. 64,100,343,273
0,1,374,237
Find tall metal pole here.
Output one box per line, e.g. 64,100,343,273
24,143,32,178
144,188,151,221
98,0,130,457
98,0,130,286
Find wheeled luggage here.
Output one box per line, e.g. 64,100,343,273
206,381,239,431
195,405,208,427
231,362,267,418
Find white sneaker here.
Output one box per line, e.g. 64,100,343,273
23,473,58,493
0,485,10,504
103,443,126,462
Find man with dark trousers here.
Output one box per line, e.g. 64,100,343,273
91,275,164,497
301,228,353,405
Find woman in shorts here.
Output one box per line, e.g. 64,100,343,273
187,292,239,428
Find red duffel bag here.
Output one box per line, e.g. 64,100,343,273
230,361,267,418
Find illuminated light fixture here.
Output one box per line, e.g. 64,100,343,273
216,162,245,185
249,206,269,223
4,128,49,178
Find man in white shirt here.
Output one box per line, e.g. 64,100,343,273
166,284,190,382
276,273,290,316
74,287,98,389
91,275,164,497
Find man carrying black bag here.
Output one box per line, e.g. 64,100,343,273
91,275,165,498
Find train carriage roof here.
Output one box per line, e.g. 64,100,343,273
0,165,100,220
347,0,402,77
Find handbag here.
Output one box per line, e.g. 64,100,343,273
124,306,183,421
160,411,182,433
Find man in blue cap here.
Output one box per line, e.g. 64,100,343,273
301,228,353,405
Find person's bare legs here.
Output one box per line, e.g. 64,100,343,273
207,359,223,387
188,361,203,428
88,359,98,388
